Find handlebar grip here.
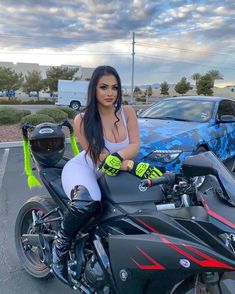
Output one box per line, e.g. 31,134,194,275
140,173,176,188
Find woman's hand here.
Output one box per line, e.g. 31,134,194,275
100,152,123,176
129,162,163,179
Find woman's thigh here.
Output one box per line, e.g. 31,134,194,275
61,153,101,201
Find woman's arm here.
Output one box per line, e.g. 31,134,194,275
117,105,140,170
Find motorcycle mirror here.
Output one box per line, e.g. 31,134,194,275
182,151,218,178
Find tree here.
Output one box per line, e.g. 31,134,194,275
0,66,23,99
207,70,223,87
191,73,201,87
134,86,142,98
174,77,192,95
45,66,78,93
160,81,169,96
22,70,45,100
197,74,214,96
146,85,152,97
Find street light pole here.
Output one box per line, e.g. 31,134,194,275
131,32,135,104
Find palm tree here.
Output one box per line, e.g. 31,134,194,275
207,70,223,87
191,73,201,88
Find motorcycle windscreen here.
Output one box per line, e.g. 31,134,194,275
205,152,235,206
183,151,235,206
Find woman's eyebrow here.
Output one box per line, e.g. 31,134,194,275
98,83,118,86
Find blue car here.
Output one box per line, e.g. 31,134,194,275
136,96,235,173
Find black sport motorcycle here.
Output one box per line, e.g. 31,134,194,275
15,147,235,293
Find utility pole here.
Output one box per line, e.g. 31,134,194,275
131,32,135,104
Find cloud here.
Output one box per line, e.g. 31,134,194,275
0,0,234,83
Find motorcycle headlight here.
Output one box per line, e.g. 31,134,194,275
147,150,182,163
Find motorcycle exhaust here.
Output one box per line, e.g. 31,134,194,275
38,233,54,266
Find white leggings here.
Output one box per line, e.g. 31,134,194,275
61,151,102,201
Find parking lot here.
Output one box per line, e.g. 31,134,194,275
0,146,74,294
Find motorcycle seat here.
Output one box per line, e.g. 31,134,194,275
40,166,69,204
49,177,69,203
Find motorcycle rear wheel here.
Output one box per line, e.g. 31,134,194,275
15,196,60,279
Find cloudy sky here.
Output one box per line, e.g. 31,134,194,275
0,0,234,86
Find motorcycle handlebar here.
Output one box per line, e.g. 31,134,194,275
140,172,176,188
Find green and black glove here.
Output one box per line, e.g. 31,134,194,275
130,162,163,179
101,152,123,176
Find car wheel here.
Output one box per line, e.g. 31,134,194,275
193,146,207,188
70,101,81,111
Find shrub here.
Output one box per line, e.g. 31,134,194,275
21,99,55,105
36,108,68,123
19,109,31,118
0,107,22,125
57,106,77,119
20,114,55,127
0,98,21,105
135,97,146,102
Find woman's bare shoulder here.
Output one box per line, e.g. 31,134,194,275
74,112,84,124
122,104,136,117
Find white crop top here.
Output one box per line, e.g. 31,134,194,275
104,106,129,153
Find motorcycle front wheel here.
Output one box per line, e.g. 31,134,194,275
15,195,60,279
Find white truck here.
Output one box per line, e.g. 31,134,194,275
57,79,89,110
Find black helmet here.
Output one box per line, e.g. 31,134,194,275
29,122,65,167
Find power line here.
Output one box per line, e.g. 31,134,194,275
136,42,234,57
0,51,130,56
0,33,131,44
137,54,235,71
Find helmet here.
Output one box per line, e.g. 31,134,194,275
29,122,65,167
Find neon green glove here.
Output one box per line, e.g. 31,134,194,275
101,152,123,176
130,162,163,179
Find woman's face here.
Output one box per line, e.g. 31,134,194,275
96,74,118,107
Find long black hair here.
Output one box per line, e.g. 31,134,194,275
82,65,122,163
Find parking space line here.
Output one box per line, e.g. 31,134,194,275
0,148,9,190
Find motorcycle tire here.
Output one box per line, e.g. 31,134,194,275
15,195,60,279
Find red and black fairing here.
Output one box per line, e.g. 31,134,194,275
199,175,235,234
107,208,235,294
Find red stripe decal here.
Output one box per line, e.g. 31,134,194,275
135,217,159,233
135,217,235,270
131,247,165,270
201,195,235,229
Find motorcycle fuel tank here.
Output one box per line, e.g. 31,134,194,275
98,171,166,204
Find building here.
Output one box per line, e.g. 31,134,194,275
0,61,94,80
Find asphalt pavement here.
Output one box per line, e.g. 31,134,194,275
0,146,75,294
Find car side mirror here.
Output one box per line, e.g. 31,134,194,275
217,115,235,123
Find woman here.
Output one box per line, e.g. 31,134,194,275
52,65,162,284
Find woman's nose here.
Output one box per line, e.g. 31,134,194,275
107,88,113,95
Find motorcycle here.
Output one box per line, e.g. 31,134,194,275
15,123,235,293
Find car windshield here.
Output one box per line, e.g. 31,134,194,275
139,99,215,122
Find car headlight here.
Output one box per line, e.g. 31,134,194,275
147,150,182,163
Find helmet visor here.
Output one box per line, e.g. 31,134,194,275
30,137,64,153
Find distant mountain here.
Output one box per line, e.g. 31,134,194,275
123,83,176,89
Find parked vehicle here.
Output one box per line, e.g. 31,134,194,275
15,121,235,293
137,96,235,174
56,79,89,110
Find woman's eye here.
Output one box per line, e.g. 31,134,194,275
100,86,107,90
113,86,118,91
